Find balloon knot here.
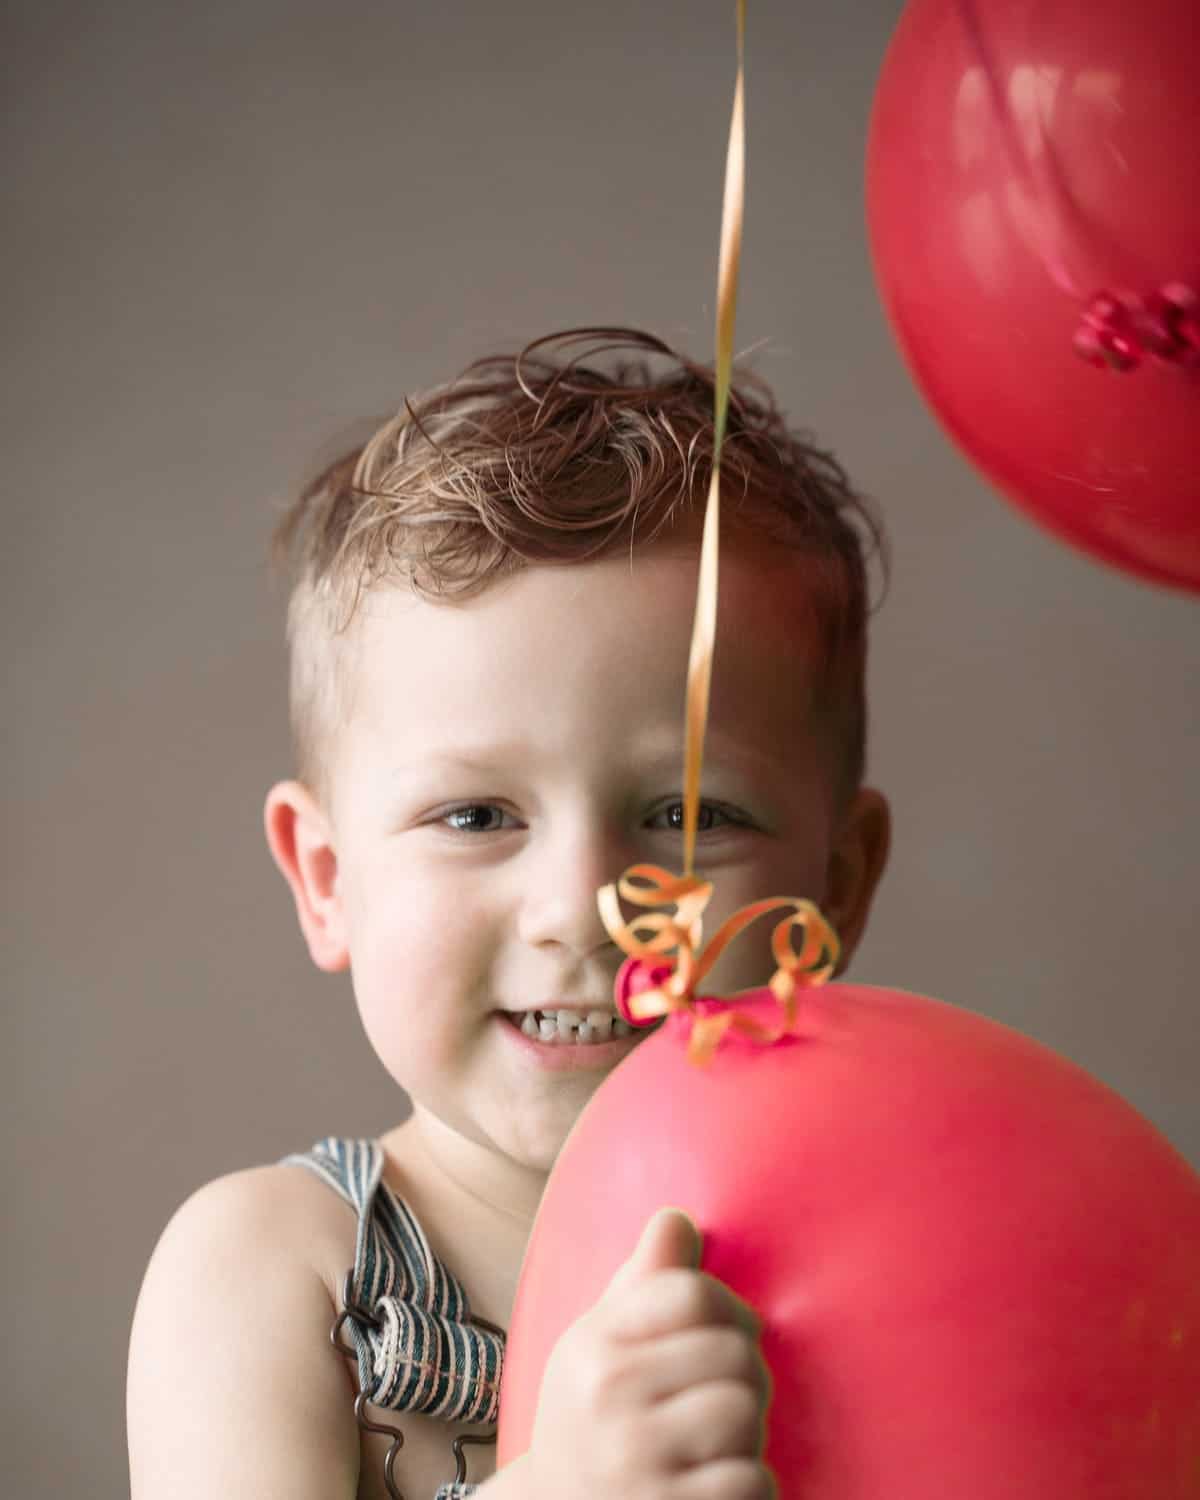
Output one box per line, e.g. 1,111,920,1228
1073,283,1200,372
615,956,675,1026
599,865,840,1065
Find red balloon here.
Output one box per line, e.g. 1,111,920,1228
866,0,1200,593
498,984,1200,1497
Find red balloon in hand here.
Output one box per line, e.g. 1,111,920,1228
498,973,1200,1497
866,0,1200,593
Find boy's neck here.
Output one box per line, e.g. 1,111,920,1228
380,1109,549,1327
383,1107,548,1227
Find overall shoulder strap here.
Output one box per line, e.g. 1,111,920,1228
282,1136,504,1426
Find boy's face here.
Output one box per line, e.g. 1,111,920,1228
268,543,889,1178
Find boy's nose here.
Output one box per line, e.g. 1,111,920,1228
516,823,629,958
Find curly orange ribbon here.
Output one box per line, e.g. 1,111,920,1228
598,865,840,1066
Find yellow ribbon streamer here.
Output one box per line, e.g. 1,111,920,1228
683,0,746,881
596,0,842,1066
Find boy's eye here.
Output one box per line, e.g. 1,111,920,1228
440,803,519,834
647,800,742,833
434,800,749,835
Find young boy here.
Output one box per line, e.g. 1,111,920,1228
126,326,891,1500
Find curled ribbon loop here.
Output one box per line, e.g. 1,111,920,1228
598,864,840,1066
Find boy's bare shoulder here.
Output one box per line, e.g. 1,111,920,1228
128,1161,360,1499
138,1158,364,1327
161,1157,357,1281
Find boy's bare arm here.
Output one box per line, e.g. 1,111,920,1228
127,1167,359,1500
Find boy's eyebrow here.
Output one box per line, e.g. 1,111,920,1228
387,735,790,781
393,747,527,772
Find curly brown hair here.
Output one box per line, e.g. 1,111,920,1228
272,326,887,803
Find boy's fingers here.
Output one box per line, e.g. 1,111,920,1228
610,1270,762,1342
609,1207,703,1288
601,1212,763,1344
615,1325,773,1406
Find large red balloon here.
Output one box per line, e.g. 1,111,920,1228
498,985,1200,1497
866,0,1200,593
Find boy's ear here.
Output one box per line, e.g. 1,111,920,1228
263,780,350,973
822,787,891,976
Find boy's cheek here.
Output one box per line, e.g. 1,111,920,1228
351,913,495,1062
357,998,437,1082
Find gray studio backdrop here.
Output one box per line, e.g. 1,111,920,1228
5,0,1198,1493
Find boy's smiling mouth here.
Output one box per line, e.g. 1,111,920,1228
494,1003,657,1070
501,1005,635,1045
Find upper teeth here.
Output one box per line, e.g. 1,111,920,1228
516,1009,632,1043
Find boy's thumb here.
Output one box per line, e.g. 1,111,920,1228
610,1207,703,1287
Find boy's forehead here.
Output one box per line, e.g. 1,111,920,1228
344,548,822,760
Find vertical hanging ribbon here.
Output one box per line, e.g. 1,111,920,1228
682,0,745,882
598,0,842,1066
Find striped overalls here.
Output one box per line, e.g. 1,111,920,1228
284,1137,506,1500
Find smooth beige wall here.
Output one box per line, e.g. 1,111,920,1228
5,0,1197,1492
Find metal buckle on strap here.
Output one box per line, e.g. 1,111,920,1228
330,1268,500,1498
331,1268,409,1499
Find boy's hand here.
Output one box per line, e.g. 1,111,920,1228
525,1207,776,1500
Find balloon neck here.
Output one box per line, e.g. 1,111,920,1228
615,956,811,1066
1073,282,1200,372
615,956,675,1026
